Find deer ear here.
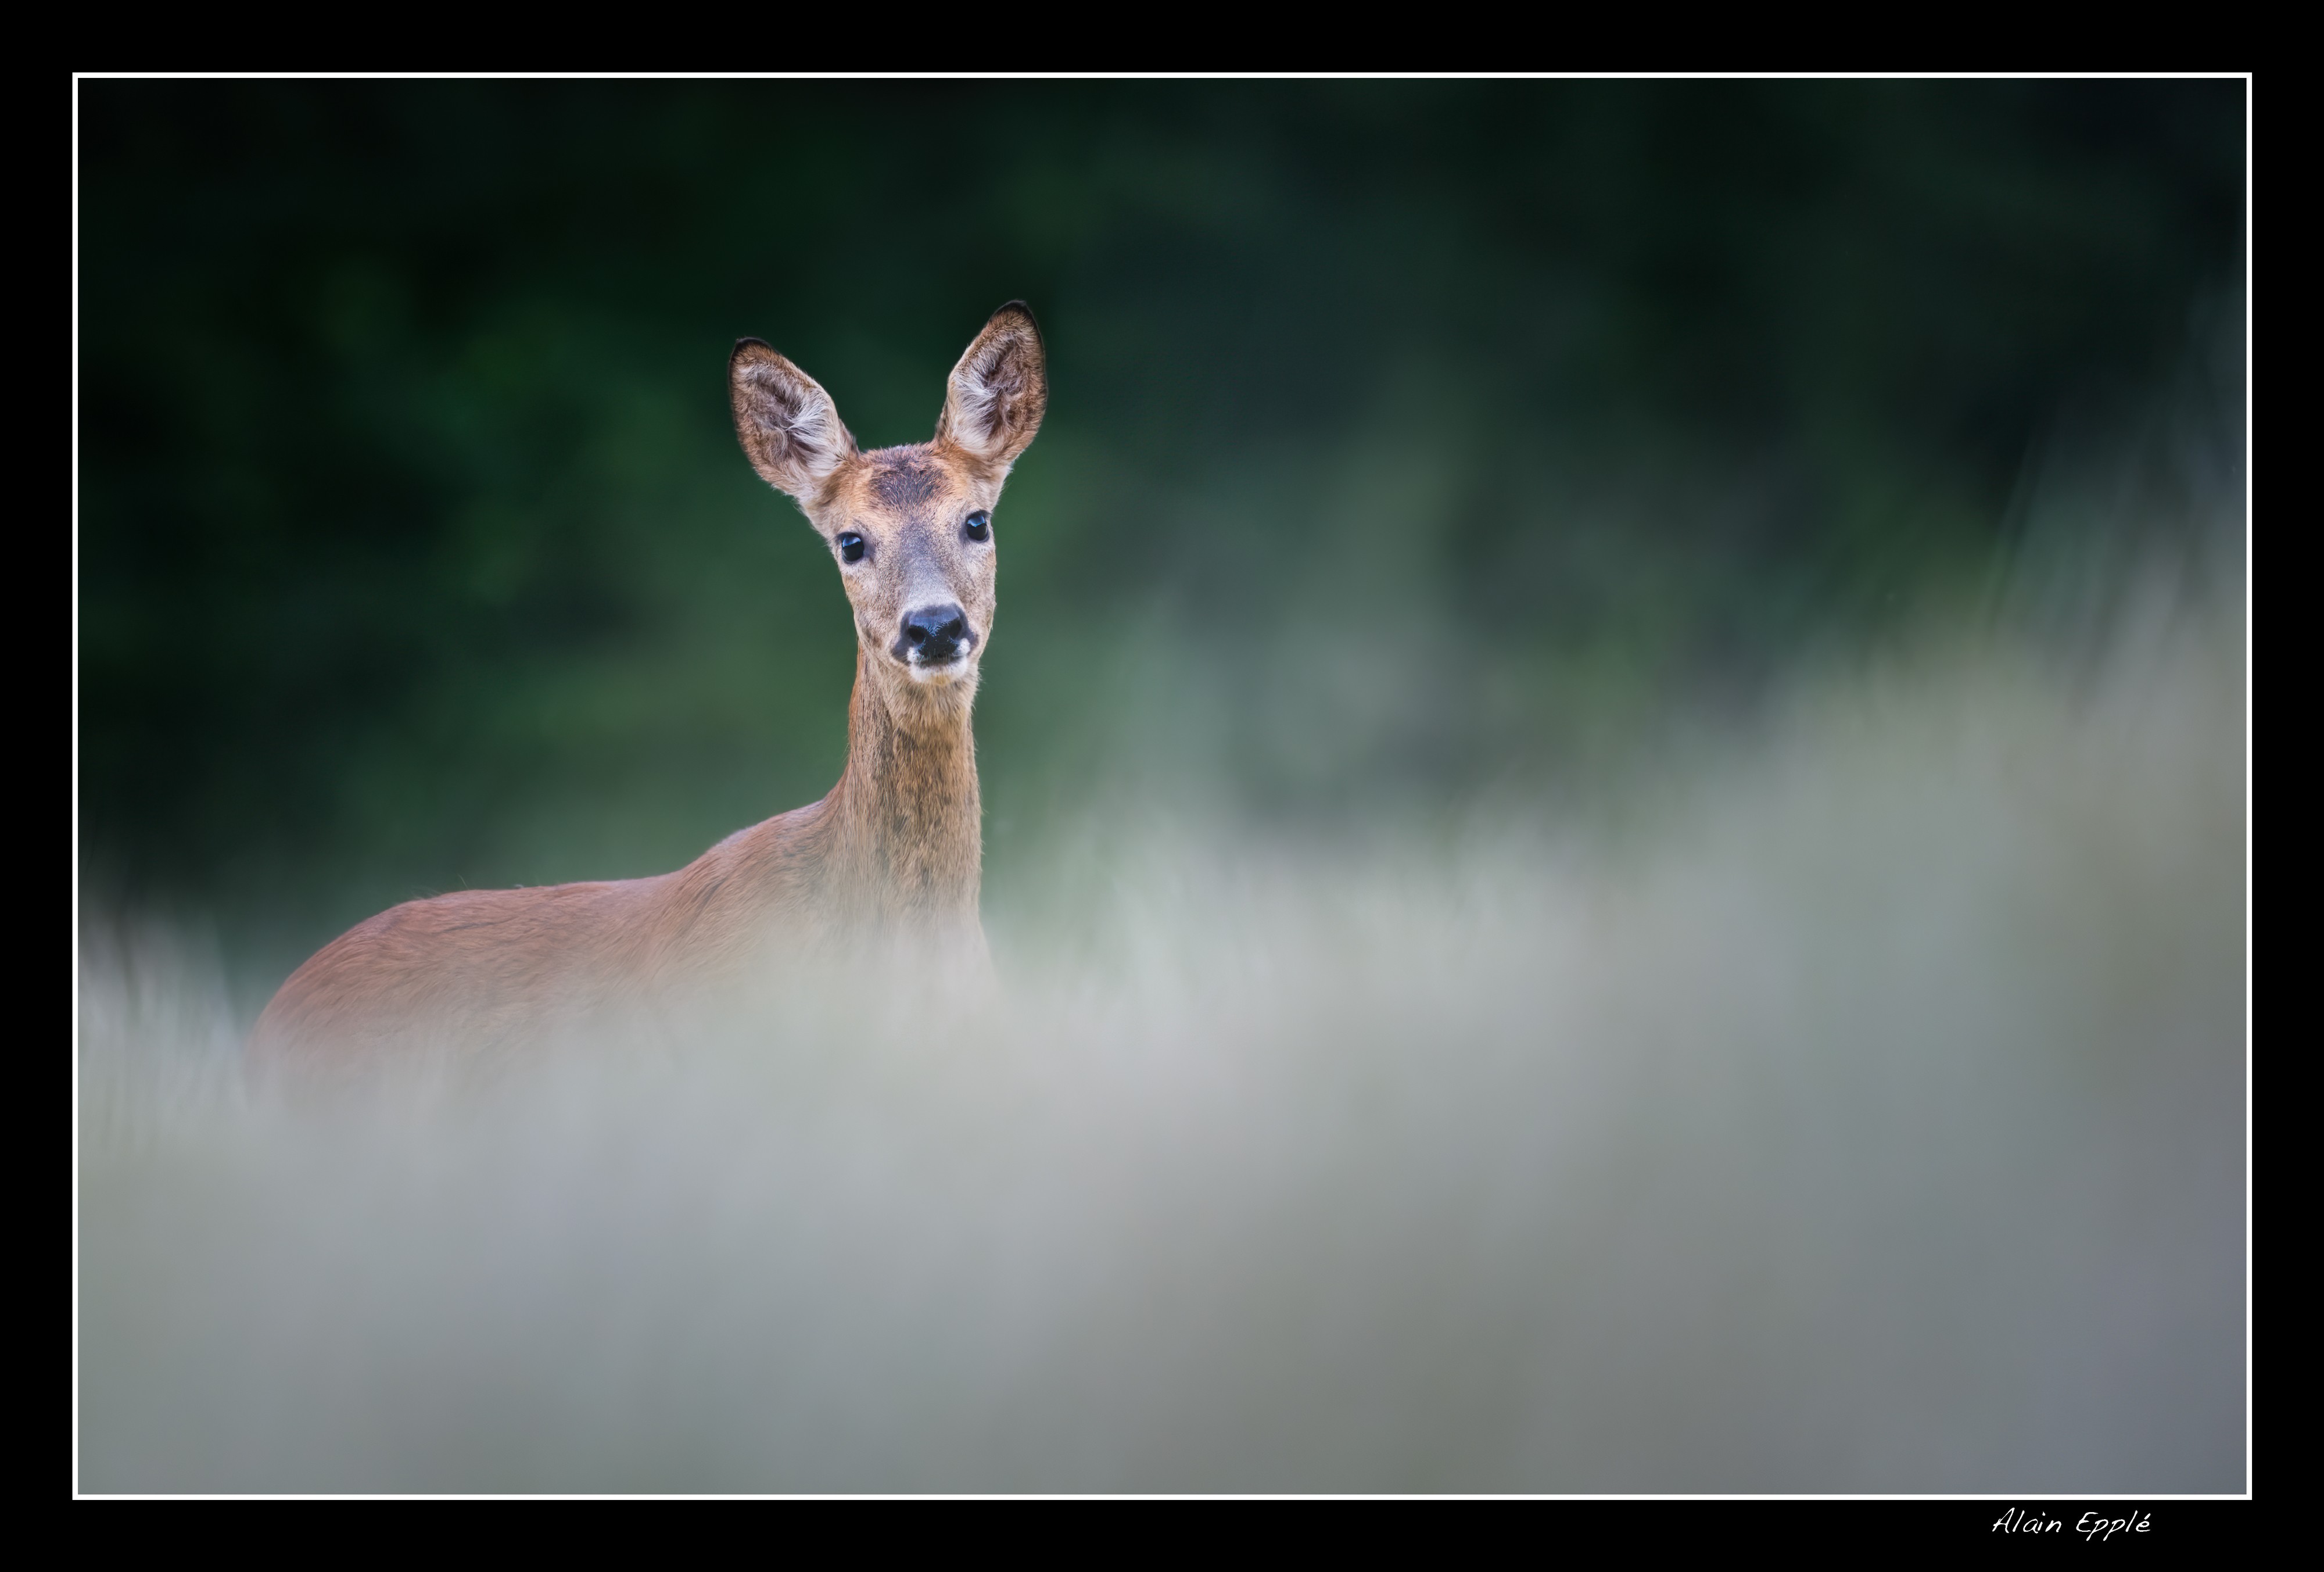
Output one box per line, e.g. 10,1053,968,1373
937,302,1048,471
730,340,856,501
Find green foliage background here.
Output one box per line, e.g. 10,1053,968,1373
77,81,2243,984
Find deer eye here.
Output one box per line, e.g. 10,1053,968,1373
836,531,866,564
964,511,991,543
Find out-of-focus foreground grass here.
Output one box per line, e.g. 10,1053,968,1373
80,535,2244,1492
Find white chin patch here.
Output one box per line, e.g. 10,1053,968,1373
909,657,972,686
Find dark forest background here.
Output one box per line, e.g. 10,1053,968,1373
77,81,2245,991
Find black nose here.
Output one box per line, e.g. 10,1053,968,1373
901,604,968,662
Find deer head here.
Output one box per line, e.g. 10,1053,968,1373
729,303,1048,718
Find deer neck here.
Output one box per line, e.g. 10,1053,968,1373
824,646,983,922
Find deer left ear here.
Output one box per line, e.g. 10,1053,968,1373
937,302,1048,471
731,339,857,503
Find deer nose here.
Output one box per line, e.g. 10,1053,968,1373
901,604,969,662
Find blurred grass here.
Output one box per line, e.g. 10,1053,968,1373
77,548,2245,1491
75,81,2244,994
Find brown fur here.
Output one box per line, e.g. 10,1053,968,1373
250,304,1049,1069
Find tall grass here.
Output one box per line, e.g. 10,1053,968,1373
77,549,2244,1493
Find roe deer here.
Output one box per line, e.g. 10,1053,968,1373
250,303,1048,1066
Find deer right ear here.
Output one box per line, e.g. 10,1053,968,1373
730,339,856,502
937,302,1048,472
